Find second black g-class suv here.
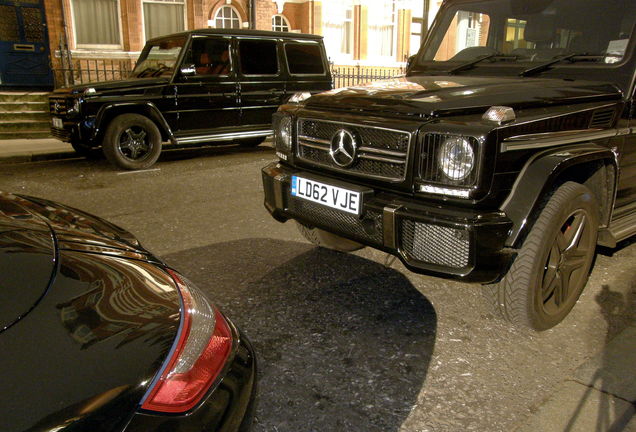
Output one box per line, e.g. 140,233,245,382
262,0,636,330
49,29,331,170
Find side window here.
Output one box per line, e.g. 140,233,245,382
239,40,278,75
285,43,325,75
190,38,231,76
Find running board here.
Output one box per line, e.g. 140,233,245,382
598,212,636,248
176,130,273,145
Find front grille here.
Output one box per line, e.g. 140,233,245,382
49,97,68,116
401,220,470,268
296,118,411,182
51,127,70,141
418,133,479,186
288,198,383,246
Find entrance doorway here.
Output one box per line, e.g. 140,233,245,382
0,0,53,88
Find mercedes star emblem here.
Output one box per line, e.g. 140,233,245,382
329,129,358,167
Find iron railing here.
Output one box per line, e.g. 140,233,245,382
53,58,134,88
53,55,403,89
330,64,405,88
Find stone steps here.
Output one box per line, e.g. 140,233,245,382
0,92,52,139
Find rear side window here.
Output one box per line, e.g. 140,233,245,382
285,43,325,75
239,40,279,75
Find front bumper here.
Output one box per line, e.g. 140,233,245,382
124,326,257,432
262,162,515,283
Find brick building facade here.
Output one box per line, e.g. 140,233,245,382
35,0,436,87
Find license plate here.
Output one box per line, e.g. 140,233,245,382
52,117,63,129
291,176,361,215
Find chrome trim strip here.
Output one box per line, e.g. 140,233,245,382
501,129,618,152
176,130,272,145
298,140,329,151
358,146,407,157
298,135,330,146
358,153,406,164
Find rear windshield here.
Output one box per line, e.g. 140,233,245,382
285,43,325,75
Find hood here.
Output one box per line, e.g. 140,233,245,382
305,76,622,117
53,77,170,95
0,206,55,333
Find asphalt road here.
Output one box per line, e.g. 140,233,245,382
1,143,634,432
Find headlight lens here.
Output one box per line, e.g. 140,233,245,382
288,91,312,104
274,115,292,156
439,137,475,181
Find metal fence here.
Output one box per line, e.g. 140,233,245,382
53,58,134,88
330,64,405,88
52,56,403,89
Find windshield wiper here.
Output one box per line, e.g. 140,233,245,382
447,53,518,74
518,53,606,77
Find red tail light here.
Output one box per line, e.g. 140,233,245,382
140,270,233,413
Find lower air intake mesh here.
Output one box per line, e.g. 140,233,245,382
401,220,469,268
288,198,383,245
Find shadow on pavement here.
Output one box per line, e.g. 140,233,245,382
163,239,436,432
564,281,636,432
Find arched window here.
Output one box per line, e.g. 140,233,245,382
271,15,290,32
213,6,241,29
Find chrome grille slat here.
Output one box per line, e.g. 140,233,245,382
296,118,411,182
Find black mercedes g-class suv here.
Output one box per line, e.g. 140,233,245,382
262,0,636,330
49,29,331,170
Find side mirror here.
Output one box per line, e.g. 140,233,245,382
180,65,196,76
406,55,415,69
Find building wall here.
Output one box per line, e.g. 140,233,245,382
42,0,435,86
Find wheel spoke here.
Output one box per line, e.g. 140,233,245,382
542,243,560,295
564,213,587,252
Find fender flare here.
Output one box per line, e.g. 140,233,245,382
501,143,618,248
93,102,177,144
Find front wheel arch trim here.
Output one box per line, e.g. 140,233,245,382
501,144,618,248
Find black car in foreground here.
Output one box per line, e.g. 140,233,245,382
263,0,636,331
0,192,256,432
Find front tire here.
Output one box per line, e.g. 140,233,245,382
296,222,364,252
486,182,599,331
102,114,162,170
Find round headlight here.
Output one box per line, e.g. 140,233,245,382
439,137,475,181
276,116,292,152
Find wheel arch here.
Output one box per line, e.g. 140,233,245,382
94,103,176,145
501,143,618,248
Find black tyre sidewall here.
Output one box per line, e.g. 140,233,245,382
103,114,162,170
523,183,599,330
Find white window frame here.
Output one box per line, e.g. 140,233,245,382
141,0,187,43
367,0,398,63
272,14,290,32
321,0,354,63
70,0,124,50
211,5,242,29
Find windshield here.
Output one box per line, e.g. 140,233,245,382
417,0,636,70
132,36,186,78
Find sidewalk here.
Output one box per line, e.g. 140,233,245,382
516,324,636,431
0,137,76,164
